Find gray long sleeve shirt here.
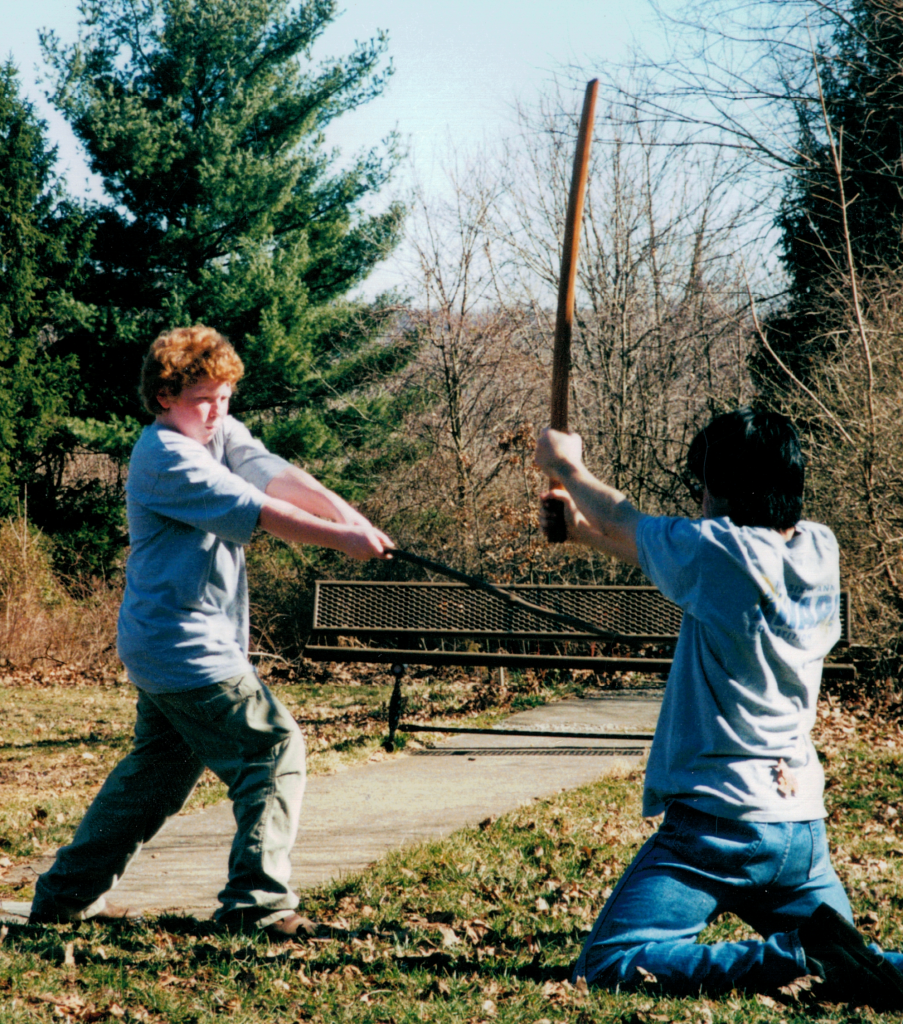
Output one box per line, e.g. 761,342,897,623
117,416,290,692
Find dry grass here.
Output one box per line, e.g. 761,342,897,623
0,688,902,1022
0,518,122,673
0,654,595,887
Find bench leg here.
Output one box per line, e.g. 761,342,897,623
385,663,405,752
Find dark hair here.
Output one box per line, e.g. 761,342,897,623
687,408,805,529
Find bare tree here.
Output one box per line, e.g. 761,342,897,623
595,1,903,367
373,154,548,577
605,0,903,654
375,85,757,585
751,268,903,655
488,87,756,517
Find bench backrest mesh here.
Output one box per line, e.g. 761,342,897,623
311,582,850,645
314,583,680,641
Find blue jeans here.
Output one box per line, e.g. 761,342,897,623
33,673,306,927
574,800,863,994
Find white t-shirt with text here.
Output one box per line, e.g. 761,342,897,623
636,515,840,822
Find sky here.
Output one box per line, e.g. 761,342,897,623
3,0,660,293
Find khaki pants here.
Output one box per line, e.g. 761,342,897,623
32,672,306,927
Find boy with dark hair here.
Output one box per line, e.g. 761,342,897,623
534,408,903,1006
31,325,393,938
686,407,805,529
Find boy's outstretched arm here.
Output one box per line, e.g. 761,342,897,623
264,466,371,527
534,428,643,566
260,467,394,560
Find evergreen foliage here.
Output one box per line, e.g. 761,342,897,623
762,0,903,386
40,0,410,489
0,61,92,520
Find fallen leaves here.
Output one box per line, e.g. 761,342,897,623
5,681,903,1024
155,970,197,990
419,978,452,1001
541,977,589,1005
777,973,822,1000
636,964,659,986
464,919,492,943
27,992,138,1022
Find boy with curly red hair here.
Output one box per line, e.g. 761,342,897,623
32,325,393,938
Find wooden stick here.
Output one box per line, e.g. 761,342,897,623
545,78,599,543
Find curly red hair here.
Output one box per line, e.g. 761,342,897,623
140,325,244,415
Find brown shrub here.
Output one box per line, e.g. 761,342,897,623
0,517,121,671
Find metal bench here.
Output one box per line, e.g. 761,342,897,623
304,581,854,749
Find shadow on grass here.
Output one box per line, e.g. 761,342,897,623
0,734,131,752
14,911,582,983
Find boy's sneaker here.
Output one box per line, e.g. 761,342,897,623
798,903,903,1010
29,901,144,925
263,912,320,939
220,909,320,939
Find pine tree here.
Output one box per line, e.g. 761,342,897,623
0,61,91,520
41,0,409,489
762,0,903,386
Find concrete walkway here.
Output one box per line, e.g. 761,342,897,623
1,687,662,923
